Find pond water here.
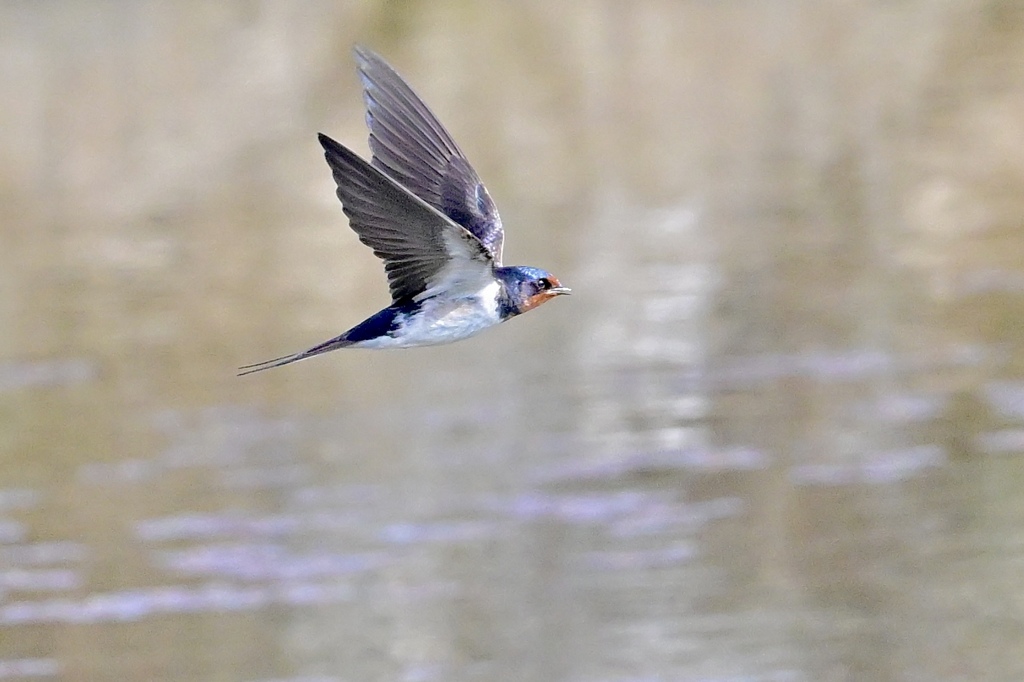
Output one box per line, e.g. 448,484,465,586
3,2,1024,680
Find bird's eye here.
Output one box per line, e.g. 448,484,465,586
537,278,551,290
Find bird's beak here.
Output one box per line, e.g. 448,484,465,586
549,286,572,296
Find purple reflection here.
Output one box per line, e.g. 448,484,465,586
864,394,946,422
0,520,25,544
378,520,495,545
0,658,59,678
500,491,655,524
243,677,341,682
582,543,696,570
0,568,80,592
400,664,443,682
699,345,995,389
791,445,944,485
77,458,157,485
136,513,301,542
0,580,353,624
491,486,744,561
985,381,1024,419
796,349,892,378
290,483,383,507
978,429,1024,453
135,511,363,543
276,581,353,606
588,674,800,682
155,543,384,581
609,497,745,537
0,541,86,565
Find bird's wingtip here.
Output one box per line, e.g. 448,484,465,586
353,44,384,65
318,132,342,152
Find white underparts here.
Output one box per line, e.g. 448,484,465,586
354,280,502,349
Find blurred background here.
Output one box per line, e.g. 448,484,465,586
3,1,1024,680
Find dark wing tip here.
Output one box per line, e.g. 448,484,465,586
318,133,350,174
318,133,364,175
318,132,341,153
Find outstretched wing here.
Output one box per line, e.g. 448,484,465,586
318,133,494,305
355,46,505,264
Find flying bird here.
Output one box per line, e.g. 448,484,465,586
239,47,570,376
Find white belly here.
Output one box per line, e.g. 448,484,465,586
355,283,502,349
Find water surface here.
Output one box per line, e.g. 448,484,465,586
3,2,1024,680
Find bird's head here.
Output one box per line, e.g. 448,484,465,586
495,266,571,318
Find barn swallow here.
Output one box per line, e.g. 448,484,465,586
239,47,569,375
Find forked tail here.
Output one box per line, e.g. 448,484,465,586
237,334,353,376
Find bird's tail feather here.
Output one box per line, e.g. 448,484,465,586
237,334,353,376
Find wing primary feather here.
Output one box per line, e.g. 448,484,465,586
318,132,494,304
353,46,505,263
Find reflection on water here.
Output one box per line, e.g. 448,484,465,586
4,1,1024,680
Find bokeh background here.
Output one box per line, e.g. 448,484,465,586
3,1,1024,680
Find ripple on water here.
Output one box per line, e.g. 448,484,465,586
690,344,997,390
154,543,385,582
533,447,768,486
0,541,86,565
0,581,355,625
0,519,25,544
135,510,367,543
984,380,1024,419
0,359,96,392
581,543,697,571
0,489,39,511
0,658,59,678
0,568,81,593
790,444,945,485
241,677,341,682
